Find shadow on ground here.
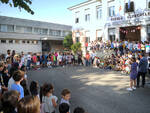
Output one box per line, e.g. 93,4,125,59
28,66,150,113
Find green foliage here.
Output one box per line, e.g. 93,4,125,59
63,33,73,50
0,0,34,14
71,42,81,54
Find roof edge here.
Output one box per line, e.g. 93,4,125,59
68,0,100,11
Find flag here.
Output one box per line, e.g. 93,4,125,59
119,0,122,12
128,0,130,9
119,6,122,12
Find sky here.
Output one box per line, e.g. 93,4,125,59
0,0,85,25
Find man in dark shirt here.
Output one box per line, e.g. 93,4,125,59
137,54,148,88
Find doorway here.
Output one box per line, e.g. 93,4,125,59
109,35,115,42
120,26,141,41
42,41,51,52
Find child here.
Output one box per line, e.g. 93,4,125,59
10,70,24,99
0,62,8,94
73,107,85,113
30,81,39,97
59,103,70,113
20,65,27,79
20,65,29,96
127,58,138,91
60,89,71,105
60,89,71,113
1,66,9,87
36,54,41,70
1,90,20,113
20,79,30,96
17,96,40,113
41,83,57,113
47,58,52,68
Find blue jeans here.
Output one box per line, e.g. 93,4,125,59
27,60,31,69
86,60,90,66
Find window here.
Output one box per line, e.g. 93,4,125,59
85,14,90,21
33,41,38,44
27,40,30,44
75,18,79,23
61,31,69,37
97,37,102,41
1,40,6,43
49,30,61,36
125,2,134,12
15,40,20,44
34,28,41,34
7,25,14,32
56,30,61,36
149,1,150,8
97,7,102,19
41,29,48,35
109,6,115,17
85,37,90,43
16,26,24,33
52,30,57,36
62,31,69,36
76,37,79,43
22,40,26,43
49,29,53,36
24,27,32,33
0,24,7,32
9,40,13,43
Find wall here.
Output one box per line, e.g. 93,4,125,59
0,41,42,54
70,0,150,43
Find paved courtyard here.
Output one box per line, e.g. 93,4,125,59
28,66,150,113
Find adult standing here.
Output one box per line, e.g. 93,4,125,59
119,41,123,56
5,50,11,61
137,54,148,88
27,52,31,70
11,50,16,64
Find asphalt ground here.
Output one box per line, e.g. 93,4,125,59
28,66,150,113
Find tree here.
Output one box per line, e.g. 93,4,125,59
63,33,73,50
0,0,34,14
71,42,81,54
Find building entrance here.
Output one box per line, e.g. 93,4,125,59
120,26,141,41
42,41,51,52
42,40,63,53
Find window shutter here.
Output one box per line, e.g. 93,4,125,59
125,3,128,12
149,2,150,8
130,2,134,12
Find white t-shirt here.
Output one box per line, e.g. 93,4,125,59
42,95,58,113
145,45,150,53
27,54,31,60
58,55,62,62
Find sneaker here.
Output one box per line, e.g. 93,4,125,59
132,86,136,90
127,88,133,91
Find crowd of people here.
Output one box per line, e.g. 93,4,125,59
0,50,84,70
89,40,150,91
0,50,86,113
0,39,150,113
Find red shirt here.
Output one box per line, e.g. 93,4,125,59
86,54,90,60
32,55,37,63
